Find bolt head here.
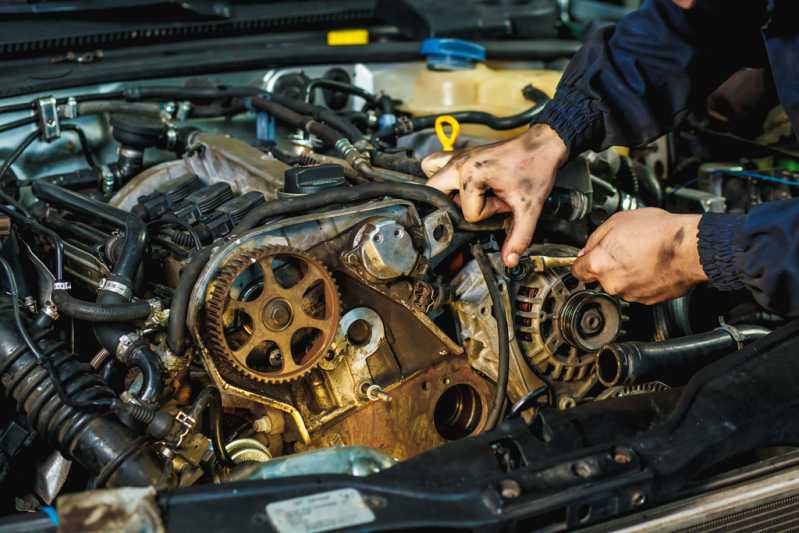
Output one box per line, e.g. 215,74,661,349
499,479,521,499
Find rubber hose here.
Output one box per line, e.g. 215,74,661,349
0,315,165,487
472,245,509,430
250,99,345,147
408,102,546,133
596,325,771,387
269,94,366,142
76,101,162,117
371,151,426,179
53,290,151,322
167,247,213,355
232,182,503,234
126,86,261,101
190,386,235,467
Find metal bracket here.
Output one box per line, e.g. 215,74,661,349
36,97,61,141
98,278,132,300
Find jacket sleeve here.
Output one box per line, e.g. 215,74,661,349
531,0,767,156
698,200,799,317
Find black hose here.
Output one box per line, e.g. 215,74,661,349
472,245,509,431
0,128,40,216
405,101,547,134
233,182,502,234
52,290,151,322
371,151,426,179
0,299,165,486
61,124,100,168
304,78,380,108
31,181,162,402
31,180,146,284
167,247,213,355
269,94,366,142
127,345,163,403
596,325,771,387
250,98,345,147
125,86,261,101
0,116,37,135
190,386,235,467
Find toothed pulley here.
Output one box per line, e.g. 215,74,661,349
205,246,341,384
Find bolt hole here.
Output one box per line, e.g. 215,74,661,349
577,504,592,522
432,224,447,242
347,319,372,347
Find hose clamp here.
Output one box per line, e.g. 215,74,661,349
115,333,142,361
175,410,197,447
62,97,78,119
98,278,132,300
718,324,745,350
52,281,72,291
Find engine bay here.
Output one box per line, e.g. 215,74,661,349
0,57,790,524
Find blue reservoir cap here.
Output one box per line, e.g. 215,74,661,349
421,38,486,71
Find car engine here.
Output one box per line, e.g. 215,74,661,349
0,59,785,512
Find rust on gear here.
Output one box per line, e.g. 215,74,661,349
205,246,341,385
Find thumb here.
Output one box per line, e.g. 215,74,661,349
421,151,456,178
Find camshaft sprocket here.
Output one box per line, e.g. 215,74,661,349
205,246,341,385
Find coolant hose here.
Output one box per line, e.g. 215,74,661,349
596,324,771,387
190,386,235,467
0,315,165,487
52,290,152,322
167,246,213,355
250,98,345,147
31,181,162,402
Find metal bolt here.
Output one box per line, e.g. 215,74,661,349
573,461,594,478
253,416,273,434
631,491,646,507
499,479,521,499
613,450,633,465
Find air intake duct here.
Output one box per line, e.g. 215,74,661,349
0,313,165,487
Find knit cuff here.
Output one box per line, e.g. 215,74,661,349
698,213,746,291
529,86,603,157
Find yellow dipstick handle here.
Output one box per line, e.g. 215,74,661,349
434,115,461,152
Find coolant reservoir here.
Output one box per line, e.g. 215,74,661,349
374,39,562,140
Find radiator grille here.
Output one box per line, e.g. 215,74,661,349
678,494,799,533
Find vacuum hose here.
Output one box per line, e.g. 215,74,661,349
596,325,771,387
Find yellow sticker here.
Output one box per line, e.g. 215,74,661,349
327,29,369,46
434,115,461,152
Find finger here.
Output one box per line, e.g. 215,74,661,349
501,199,541,268
572,246,616,285
579,219,616,256
459,179,488,223
571,255,597,282
482,196,512,217
421,151,456,178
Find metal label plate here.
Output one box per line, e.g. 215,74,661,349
266,488,376,533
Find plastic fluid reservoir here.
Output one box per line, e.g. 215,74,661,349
374,38,562,141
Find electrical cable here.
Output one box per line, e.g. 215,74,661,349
61,124,100,169
720,169,799,188
0,256,111,410
0,128,40,216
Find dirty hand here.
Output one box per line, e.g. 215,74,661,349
423,124,568,268
571,208,708,304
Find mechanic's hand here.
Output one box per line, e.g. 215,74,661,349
423,124,568,268
571,208,708,304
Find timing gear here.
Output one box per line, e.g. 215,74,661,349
205,246,341,385
513,244,622,382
